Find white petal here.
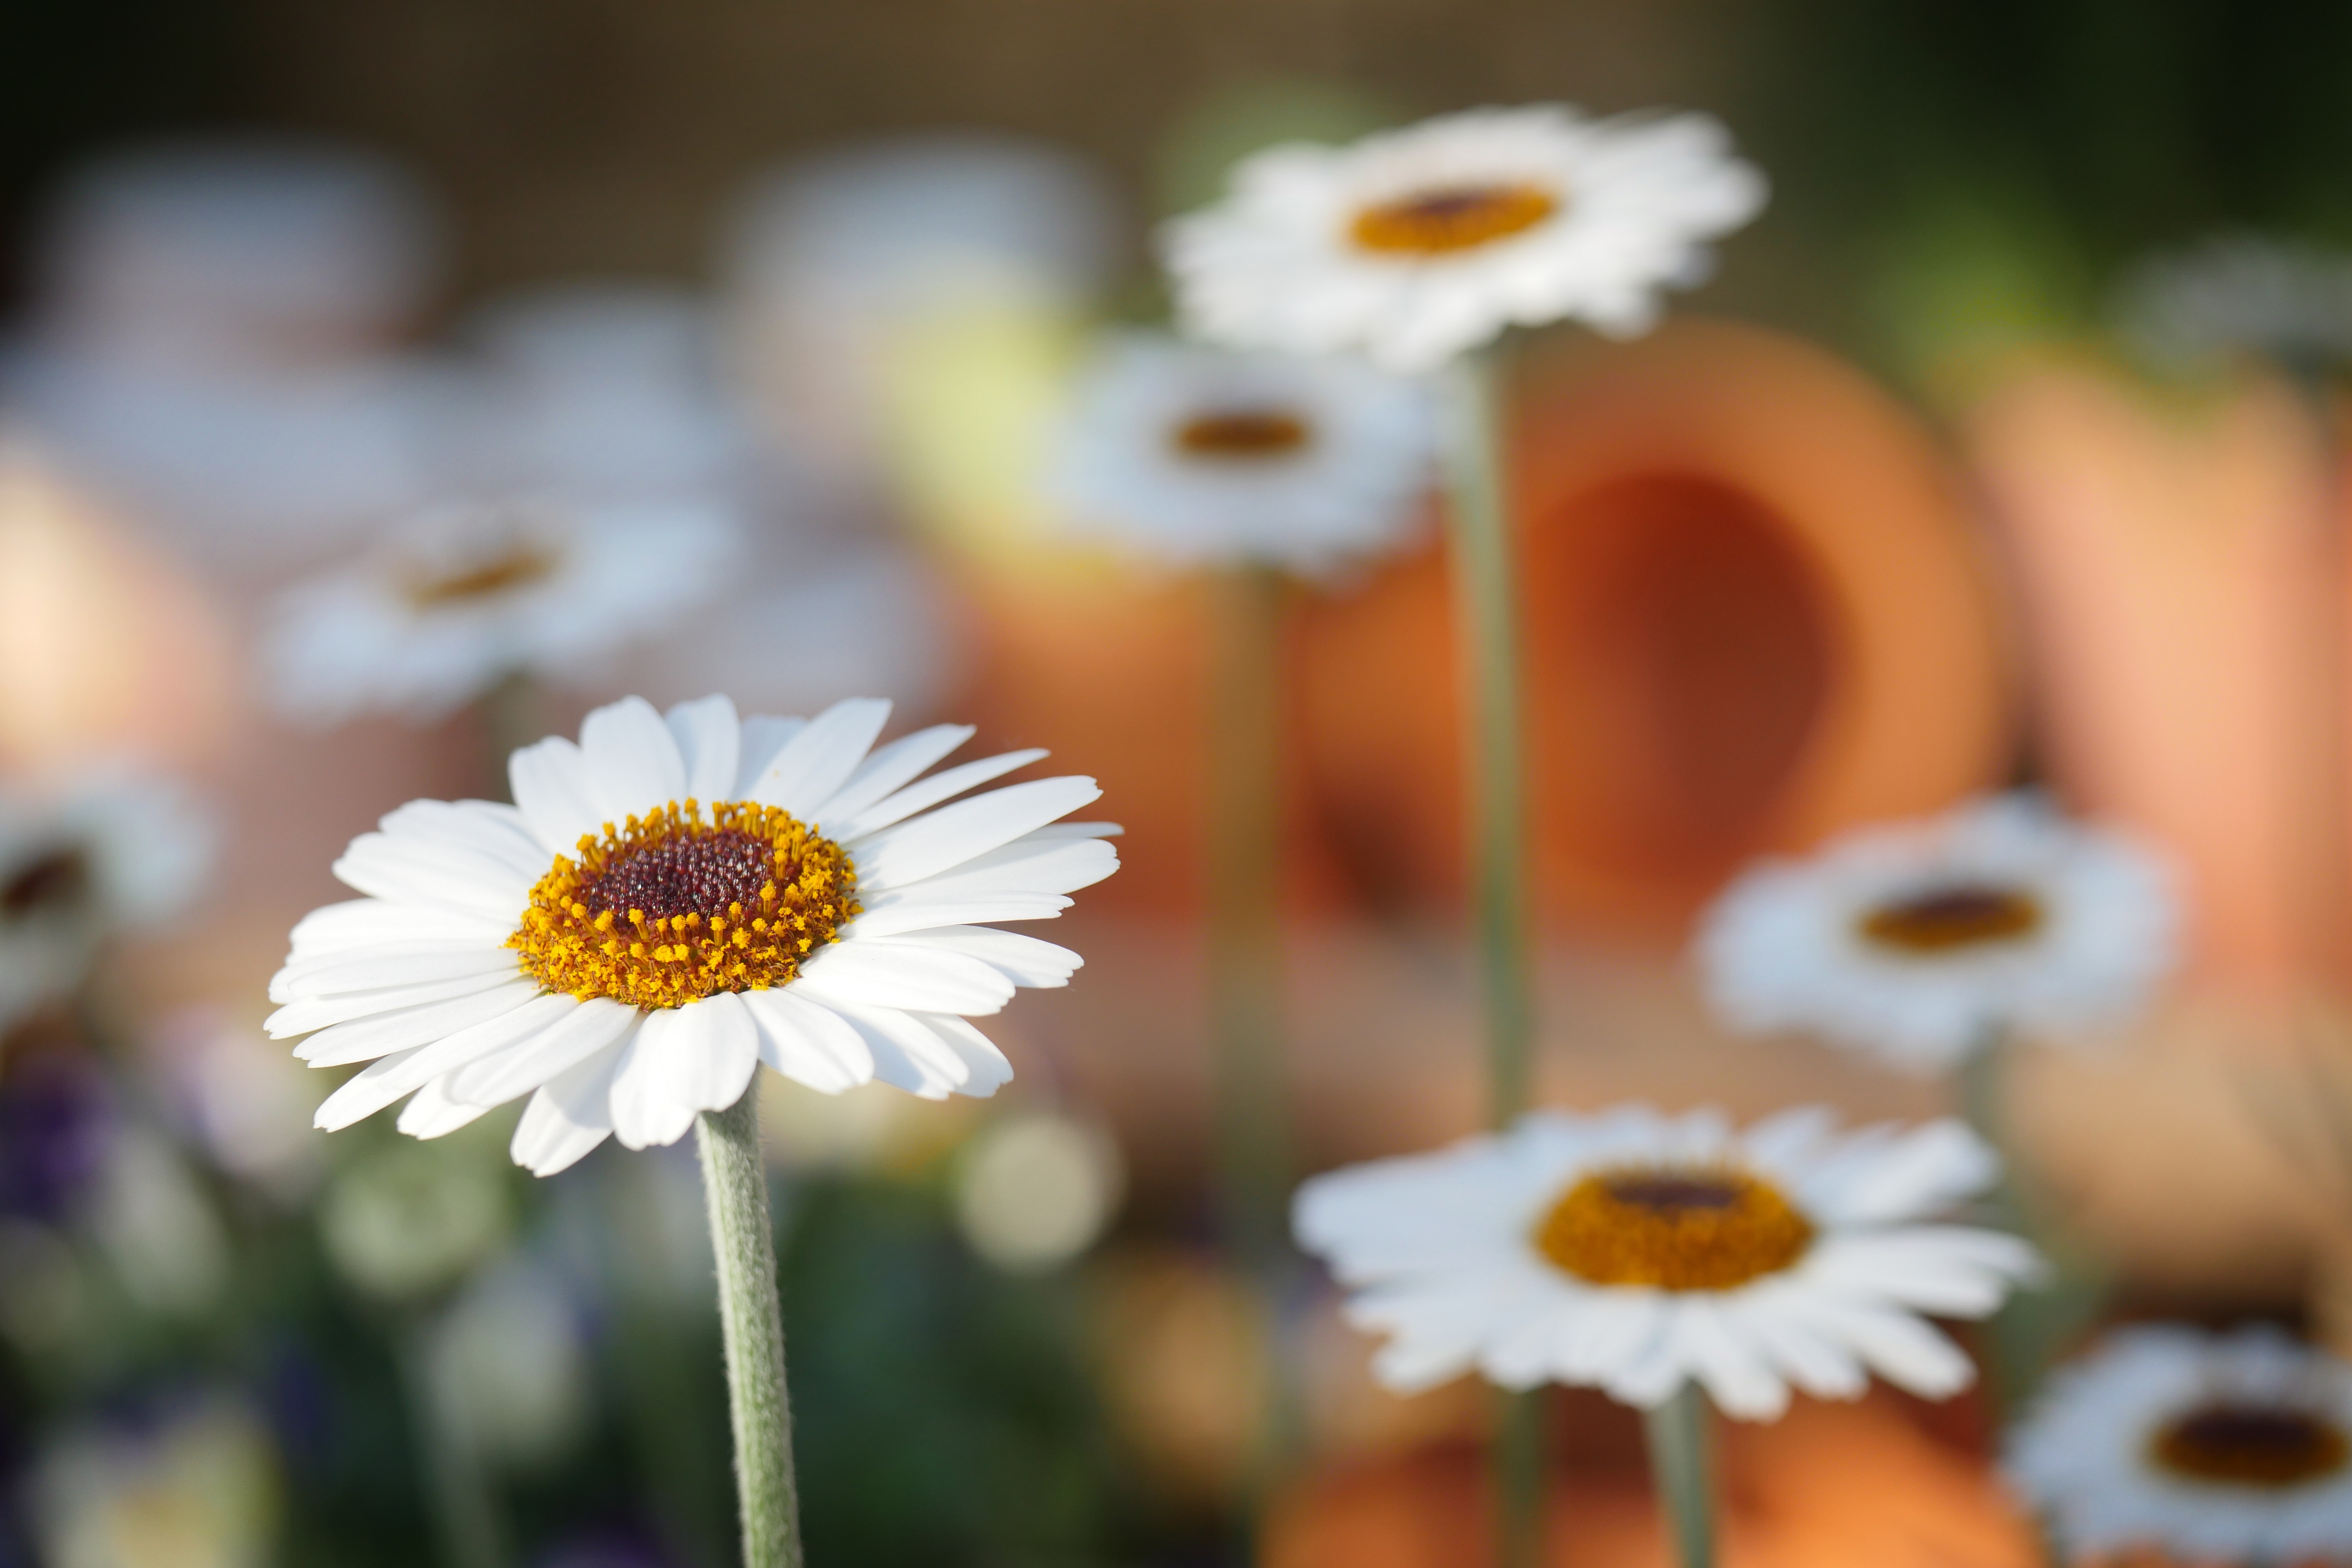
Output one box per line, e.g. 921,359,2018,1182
799,998,973,1098
813,724,975,824
294,980,543,1067
314,992,581,1106
510,1039,631,1176
509,735,604,855
794,939,1018,1015
676,990,761,1112
912,1012,1013,1096
842,894,1074,938
872,926,1081,987
377,799,548,880
733,715,808,794
1676,1298,1791,1420
851,777,1102,892
609,1006,698,1150
267,972,519,1039
1787,1294,1978,1398
270,942,519,1003
333,833,529,920
579,696,687,821
288,899,510,959
741,988,874,1094
313,1047,431,1131
447,997,641,1108
666,694,742,803
868,833,1117,904
397,1076,493,1139
751,697,892,819
830,750,1048,841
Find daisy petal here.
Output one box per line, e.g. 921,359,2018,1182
294,980,543,1067
814,724,976,825
830,749,1049,841
741,988,874,1094
852,776,1102,892
510,1038,631,1176
843,895,1075,938
579,696,686,822
794,940,1018,1015
397,1076,493,1140
288,898,510,959
873,926,1082,987
509,735,604,855
447,997,641,1109
752,697,892,819
268,973,521,1039
315,992,581,1107
666,694,742,804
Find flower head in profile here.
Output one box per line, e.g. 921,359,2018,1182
1695,794,2180,1072
1050,330,1435,575
0,768,215,1033
2007,1324,2352,1563
1295,1104,2038,1420
268,694,1117,1175
262,494,731,725
2117,233,2352,372
1161,104,1767,373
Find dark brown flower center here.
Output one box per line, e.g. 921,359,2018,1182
404,544,560,609
1534,1166,1814,1291
2150,1404,2351,1489
1350,183,1561,256
0,848,91,920
1858,883,2044,956
1171,409,1313,460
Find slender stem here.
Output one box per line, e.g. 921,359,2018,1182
1439,350,1544,1568
1642,1384,1715,1568
696,1090,804,1568
1207,564,1306,1492
398,1312,507,1568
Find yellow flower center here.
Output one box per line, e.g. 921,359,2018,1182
1349,183,1561,256
403,544,561,609
0,847,90,920
1857,883,2044,956
1534,1166,1814,1291
1172,409,1314,461
508,800,859,1010
2150,1404,2351,1489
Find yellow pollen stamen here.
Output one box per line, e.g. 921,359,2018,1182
1350,182,1561,256
2151,1405,2352,1489
1534,1166,1813,1291
508,799,859,1010
1858,883,2044,956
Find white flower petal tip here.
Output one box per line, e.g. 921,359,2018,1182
2008,1325,2352,1563
1160,103,1767,372
1293,1104,2036,1421
1694,792,2183,1072
272,694,1117,1173
1049,330,1436,576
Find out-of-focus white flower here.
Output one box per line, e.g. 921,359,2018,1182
260,494,732,725
427,1259,590,1467
2008,1324,2352,1563
1163,104,1766,372
145,1007,326,1201
955,1110,1124,1272
319,1136,514,1302
2118,234,2352,370
0,765,216,1032
1694,793,2180,1072
270,694,1120,1177
1296,1104,2039,1420
1051,331,1435,574
33,1391,281,1568
85,1126,230,1315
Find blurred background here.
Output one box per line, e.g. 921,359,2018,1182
6,1,2352,1565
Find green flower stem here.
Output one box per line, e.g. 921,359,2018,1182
1207,564,1307,1490
1439,349,1545,1568
1642,1384,1716,1568
696,1089,805,1568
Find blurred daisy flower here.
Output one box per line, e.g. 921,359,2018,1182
269,693,1118,1175
2007,1324,2352,1563
1294,1104,2038,1421
1161,103,1766,372
1695,794,2179,1072
32,1390,281,1568
2117,234,2352,372
1051,330,1435,574
0,767,215,1033
260,493,730,725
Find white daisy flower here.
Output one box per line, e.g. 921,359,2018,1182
2007,1324,2352,1563
1161,104,1767,373
0,767,215,1031
261,492,731,724
1294,1104,2038,1421
267,693,1119,1176
1694,794,2180,1073
2117,233,2352,371
1050,331,1435,574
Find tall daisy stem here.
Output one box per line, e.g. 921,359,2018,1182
1207,564,1306,1489
1439,349,1545,1568
696,1089,805,1568
1642,1384,1716,1568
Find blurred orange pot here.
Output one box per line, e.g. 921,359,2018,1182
1298,319,2014,941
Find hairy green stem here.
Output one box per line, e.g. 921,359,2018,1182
1642,1384,1715,1568
1440,350,1545,1568
696,1091,804,1568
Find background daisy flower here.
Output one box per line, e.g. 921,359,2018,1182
1049,329,1434,575
2007,1324,2352,1563
268,693,1118,1175
1161,103,1767,372
1694,793,2180,1072
1294,1104,2039,1421
261,494,732,725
